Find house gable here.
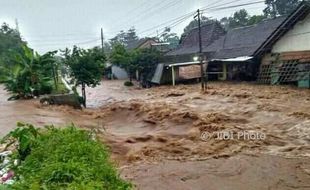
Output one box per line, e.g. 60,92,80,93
272,14,310,53
166,22,226,56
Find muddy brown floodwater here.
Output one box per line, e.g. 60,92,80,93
1,80,310,189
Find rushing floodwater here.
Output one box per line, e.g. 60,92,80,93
0,85,68,136
0,80,146,136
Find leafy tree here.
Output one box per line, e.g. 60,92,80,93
220,9,265,29
64,46,105,107
133,48,162,81
109,30,127,46
124,27,138,45
248,15,266,25
264,0,301,18
159,27,180,50
103,41,112,54
110,27,139,47
0,23,26,70
110,44,136,82
183,16,211,35
229,9,250,28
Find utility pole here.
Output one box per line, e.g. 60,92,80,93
101,28,104,54
195,9,206,91
15,19,19,33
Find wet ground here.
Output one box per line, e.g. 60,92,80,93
0,80,310,189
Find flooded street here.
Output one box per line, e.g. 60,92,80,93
0,80,310,189
0,86,65,136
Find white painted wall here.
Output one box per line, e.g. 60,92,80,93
112,66,128,80
272,14,310,53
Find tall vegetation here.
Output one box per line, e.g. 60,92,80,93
110,44,135,82
110,43,162,83
0,23,26,67
109,27,139,47
0,23,26,80
2,124,131,189
264,0,302,18
1,45,59,99
0,23,64,99
159,27,180,50
183,16,211,35
182,0,303,32
220,9,265,30
133,48,162,81
63,46,106,107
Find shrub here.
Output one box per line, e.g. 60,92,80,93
4,124,131,190
124,81,134,87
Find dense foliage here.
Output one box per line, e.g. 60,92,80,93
183,1,303,32
63,46,106,107
1,45,59,99
183,16,211,35
110,44,135,81
0,23,26,68
133,48,162,81
264,0,302,17
220,9,265,30
109,27,139,47
110,44,162,83
2,124,131,189
159,27,180,50
0,23,65,99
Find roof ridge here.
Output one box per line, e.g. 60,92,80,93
227,16,288,31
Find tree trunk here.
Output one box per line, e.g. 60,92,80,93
52,63,57,91
82,83,86,107
129,73,132,82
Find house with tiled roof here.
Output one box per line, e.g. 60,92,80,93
154,2,310,87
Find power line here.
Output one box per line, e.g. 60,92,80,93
24,33,98,38
137,11,195,36
139,0,265,38
202,1,265,12
130,0,184,27
28,37,99,43
108,0,264,39
31,38,101,47
199,0,235,10
110,0,150,24
110,0,172,31
200,0,244,10
145,14,193,37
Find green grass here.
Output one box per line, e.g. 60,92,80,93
4,124,131,190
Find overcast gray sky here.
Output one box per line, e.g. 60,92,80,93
0,0,265,53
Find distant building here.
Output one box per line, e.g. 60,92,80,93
126,38,158,50
158,2,310,88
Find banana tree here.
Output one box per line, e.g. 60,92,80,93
2,45,56,99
